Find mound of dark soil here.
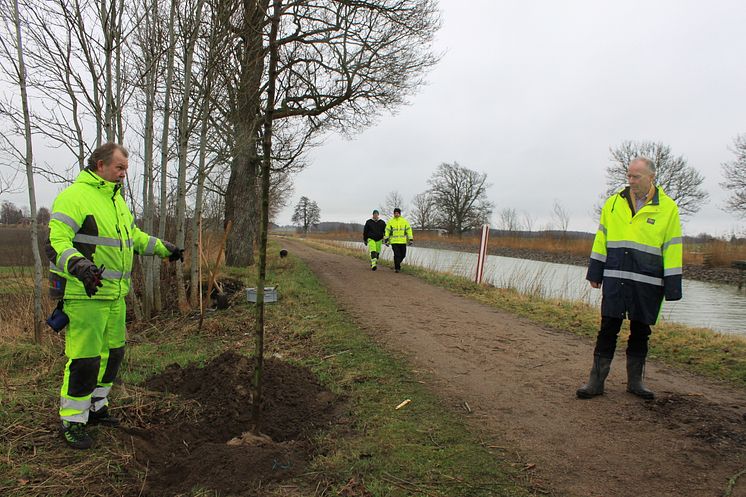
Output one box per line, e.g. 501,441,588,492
123,351,340,496
642,393,746,451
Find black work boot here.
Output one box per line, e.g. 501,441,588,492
626,354,655,399
89,406,120,427
60,420,93,449
576,355,613,399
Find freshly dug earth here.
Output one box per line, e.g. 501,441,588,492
121,352,340,496
286,239,746,497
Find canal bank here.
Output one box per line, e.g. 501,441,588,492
330,240,746,335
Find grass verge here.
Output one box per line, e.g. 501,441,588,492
0,244,537,496
303,238,746,388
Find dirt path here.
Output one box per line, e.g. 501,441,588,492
284,239,746,497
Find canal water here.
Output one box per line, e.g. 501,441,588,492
333,241,746,335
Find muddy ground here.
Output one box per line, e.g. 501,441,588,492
118,351,341,497
285,239,746,497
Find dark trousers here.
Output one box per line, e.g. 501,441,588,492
391,244,407,270
593,316,651,359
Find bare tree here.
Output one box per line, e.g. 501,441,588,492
36,206,50,224
498,207,519,231
410,191,435,229
291,196,320,235
218,0,441,266
0,201,23,224
427,162,494,236
381,191,407,218
172,0,208,311
607,141,709,218
721,134,746,218
522,210,535,232
1,0,44,343
551,199,570,232
0,163,21,194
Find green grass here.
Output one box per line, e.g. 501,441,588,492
0,243,537,497
306,238,746,388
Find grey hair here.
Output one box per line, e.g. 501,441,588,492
86,143,129,171
631,156,655,175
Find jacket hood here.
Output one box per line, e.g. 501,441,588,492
75,169,123,198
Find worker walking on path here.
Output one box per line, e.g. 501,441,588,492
46,143,183,449
577,157,682,400
384,207,414,273
363,209,387,271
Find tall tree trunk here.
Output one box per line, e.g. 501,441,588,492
13,0,44,344
190,84,210,306
174,0,207,312
252,0,280,432
224,2,265,268
154,0,178,312
100,0,115,142
114,0,125,144
141,0,157,319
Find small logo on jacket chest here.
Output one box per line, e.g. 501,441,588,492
646,218,655,225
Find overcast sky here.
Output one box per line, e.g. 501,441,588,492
277,0,746,236
3,0,745,236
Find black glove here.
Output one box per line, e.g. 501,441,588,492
69,259,104,297
163,241,184,262
383,238,390,247
408,239,414,246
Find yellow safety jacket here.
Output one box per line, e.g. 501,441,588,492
587,186,682,324
46,170,171,300
385,216,413,244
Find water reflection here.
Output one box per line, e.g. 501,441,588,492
334,241,746,335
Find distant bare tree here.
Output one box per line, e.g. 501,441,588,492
36,206,50,224
522,210,535,232
607,141,708,218
410,191,435,229
291,196,320,235
1,200,23,224
551,199,570,232
721,134,746,218
427,162,493,237
382,191,407,218
498,207,519,231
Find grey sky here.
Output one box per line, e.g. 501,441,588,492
278,0,746,235
3,0,745,236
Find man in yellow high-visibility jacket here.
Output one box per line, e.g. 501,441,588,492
384,207,413,273
577,157,682,400
46,143,182,449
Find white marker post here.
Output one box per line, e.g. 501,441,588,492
475,224,490,284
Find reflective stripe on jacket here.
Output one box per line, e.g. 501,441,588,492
587,186,682,324
46,170,171,299
385,216,413,244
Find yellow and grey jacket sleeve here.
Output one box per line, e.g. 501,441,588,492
586,203,608,283
661,206,683,301
47,195,87,278
130,221,171,258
